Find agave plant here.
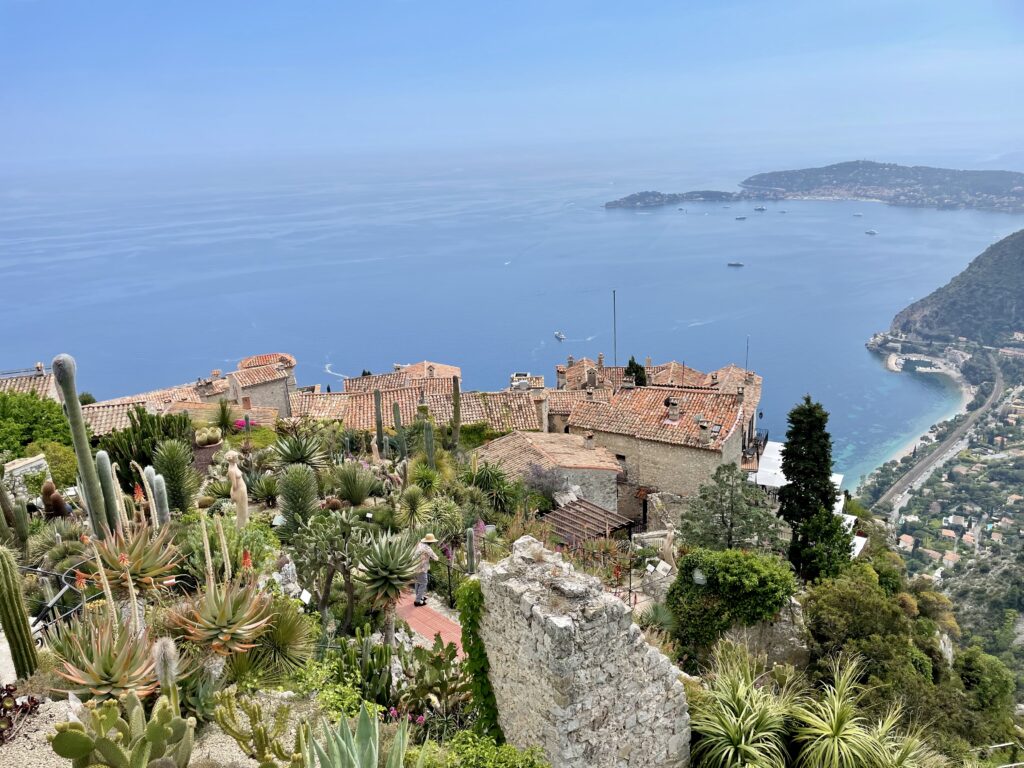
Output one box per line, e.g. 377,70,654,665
250,474,279,506
358,534,417,646
277,463,320,541
307,702,417,768
27,519,87,572
332,462,377,507
205,478,234,500
171,580,272,656
90,521,180,593
50,613,157,701
271,433,328,471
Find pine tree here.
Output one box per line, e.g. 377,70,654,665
624,355,647,386
778,395,846,579
680,463,780,551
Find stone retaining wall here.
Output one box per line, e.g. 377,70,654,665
477,536,689,768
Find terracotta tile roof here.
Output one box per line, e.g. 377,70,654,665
543,498,633,546
162,400,279,426
509,374,545,391
544,388,613,415
290,392,349,420
0,370,59,400
567,385,747,452
703,364,763,415
475,432,621,478
649,361,706,387
426,391,541,433
401,361,462,381
194,378,231,398
82,401,150,436
97,383,208,408
344,371,411,393
227,364,289,390
239,353,296,370
343,364,462,393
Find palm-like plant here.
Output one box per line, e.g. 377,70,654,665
424,495,464,542
333,462,377,507
409,460,441,496
215,399,235,434
870,705,949,768
691,643,793,768
51,613,157,701
792,656,883,768
461,459,516,515
171,580,272,656
91,521,180,593
153,438,202,512
249,598,315,679
277,463,320,541
358,534,417,646
395,485,429,529
249,474,279,506
271,433,328,471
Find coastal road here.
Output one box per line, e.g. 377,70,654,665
880,359,1004,521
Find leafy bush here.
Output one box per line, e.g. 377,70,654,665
455,580,503,743
666,548,796,667
0,391,72,458
295,654,371,721
410,731,550,768
24,440,78,490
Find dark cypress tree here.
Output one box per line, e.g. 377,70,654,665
624,355,647,386
778,395,844,579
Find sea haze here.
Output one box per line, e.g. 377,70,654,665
2,159,1022,490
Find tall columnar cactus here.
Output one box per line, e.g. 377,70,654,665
141,465,160,528
95,450,122,534
153,475,171,528
0,545,38,679
52,354,107,539
392,402,408,460
451,375,462,450
0,480,15,530
465,527,476,574
373,389,385,456
0,503,11,543
13,495,30,549
423,421,436,470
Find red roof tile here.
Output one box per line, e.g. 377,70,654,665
228,364,289,389
475,431,621,476
0,371,59,401
426,391,541,433
544,388,613,415
81,402,149,436
239,353,296,370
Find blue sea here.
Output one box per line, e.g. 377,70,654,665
2,154,1022,490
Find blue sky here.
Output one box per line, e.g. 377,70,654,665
2,0,1023,167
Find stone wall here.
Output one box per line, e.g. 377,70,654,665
477,536,690,768
563,467,619,512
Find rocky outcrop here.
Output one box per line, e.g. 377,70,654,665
725,596,810,669
476,536,690,768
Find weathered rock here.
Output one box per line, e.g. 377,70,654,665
725,596,810,669
477,536,690,768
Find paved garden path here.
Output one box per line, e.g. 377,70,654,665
396,592,463,657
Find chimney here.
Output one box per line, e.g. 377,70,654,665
645,356,652,368
667,397,680,422
737,385,745,402
34,362,44,375
586,368,598,388
622,374,636,389
711,372,718,383
584,431,594,449
394,363,403,371
427,365,435,378
586,387,595,400
556,366,566,390
597,352,605,368
533,392,550,433
567,354,575,368
211,369,222,379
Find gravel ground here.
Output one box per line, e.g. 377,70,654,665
0,700,68,768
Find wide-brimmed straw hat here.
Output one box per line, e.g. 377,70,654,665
421,533,438,544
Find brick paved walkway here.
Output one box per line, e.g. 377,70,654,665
396,591,463,657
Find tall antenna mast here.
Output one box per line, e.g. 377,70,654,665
744,334,750,371
613,289,618,367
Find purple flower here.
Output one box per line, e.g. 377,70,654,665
443,543,453,561
475,519,486,535
416,715,426,725
388,707,398,719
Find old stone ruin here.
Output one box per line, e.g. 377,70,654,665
476,536,690,768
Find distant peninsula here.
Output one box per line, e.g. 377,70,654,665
605,160,1024,214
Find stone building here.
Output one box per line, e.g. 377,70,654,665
474,431,621,511
342,360,462,393
568,383,761,520
0,363,59,401
477,536,689,768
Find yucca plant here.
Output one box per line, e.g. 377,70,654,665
205,478,234,500
278,463,321,541
792,656,883,768
249,598,316,679
409,462,441,496
153,438,202,512
272,433,329,471
332,462,377,507
91,521,180,593
395,485,429,529
424,496,464,543
51,613,157,701
358,534,417,646
691,643,793,768
171,580,272,656
307,701,419,768
250,474,280,506
870,704,949,768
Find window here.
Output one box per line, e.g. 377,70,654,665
615,454,628,477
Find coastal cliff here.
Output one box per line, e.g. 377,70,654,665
891,228,1024,345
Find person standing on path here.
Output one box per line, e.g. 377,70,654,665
414,533,439,606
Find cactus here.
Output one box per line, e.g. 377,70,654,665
423,421,435,470
214,689,306,768
373,389,385,456
451,375,461,450
0,545,38,679
95,450,122,534
13,495,30,549
153,637,181,715
465,527,476,574
0,504,11,544
49,690,195,768
153,475,170,528
52,354,108,539
0,480,15,530
392,402,408,460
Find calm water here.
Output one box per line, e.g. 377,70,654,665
2,158,1022,489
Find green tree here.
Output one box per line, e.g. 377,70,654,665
624,355,647,386
0,391,72,458
24,440,77,490
681,463,780,550
78,392,97,406
778,396,845,579
290,509,367,631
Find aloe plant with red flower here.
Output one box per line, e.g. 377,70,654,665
171,580,272,656
50,613,157,701
90,521,180,594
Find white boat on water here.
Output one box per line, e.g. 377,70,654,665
865,230,878,236
554,331,566,341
